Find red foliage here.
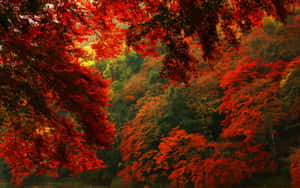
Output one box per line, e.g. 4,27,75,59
119,96,167,184
156,127,254,188
0,0,297,186
120,57,299,187
0,0,116,184
102,0,296,82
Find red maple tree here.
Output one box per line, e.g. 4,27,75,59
0,0,117,184
0,0,297,185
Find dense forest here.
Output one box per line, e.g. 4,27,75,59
0,0,299,188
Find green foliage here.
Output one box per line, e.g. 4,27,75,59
247,13,300,62
112,81,124,91
0,159,10,181
158,86,222,140
280,66,300,108
149,70,160,84
98,50,143,81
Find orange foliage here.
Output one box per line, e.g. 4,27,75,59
119,95,167,184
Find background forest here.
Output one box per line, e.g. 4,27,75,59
0,0,299,188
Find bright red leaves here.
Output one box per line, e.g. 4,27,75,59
0,0,298,186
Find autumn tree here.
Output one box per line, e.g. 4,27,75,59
0,0,297,185
0,0,117,184
97,0,297,82
149,57,298,188
118,18,299,187
76,47,145,185
242,10,300,62
119,95,168,187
